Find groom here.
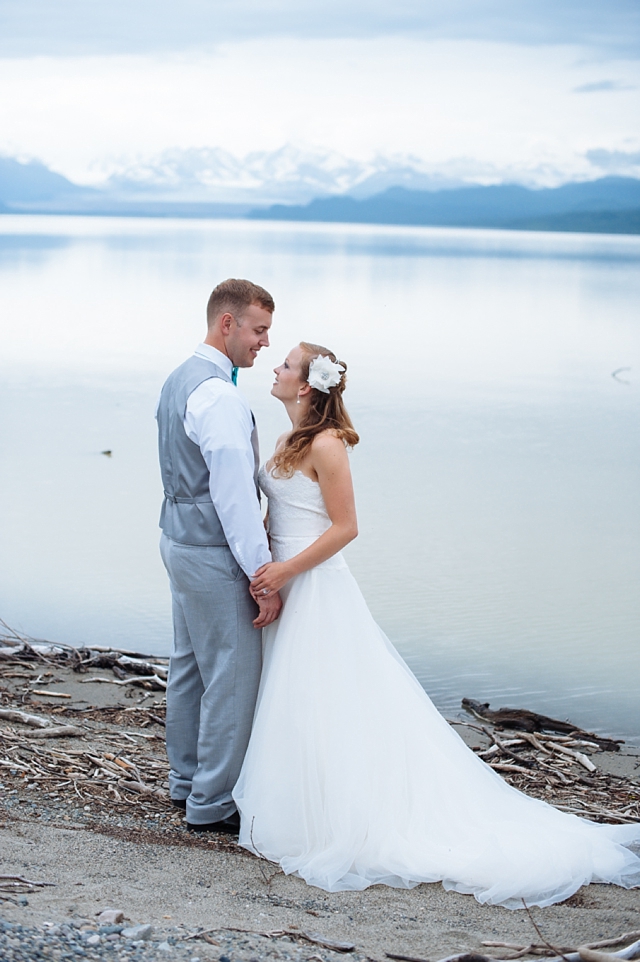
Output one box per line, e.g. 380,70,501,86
157,278,281,833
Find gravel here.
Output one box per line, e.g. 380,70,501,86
0,916,371,962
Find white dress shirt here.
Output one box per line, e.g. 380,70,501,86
183,343,271,579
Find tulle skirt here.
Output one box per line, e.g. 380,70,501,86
233,548,640,908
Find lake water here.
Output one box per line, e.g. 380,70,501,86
1,215,639,743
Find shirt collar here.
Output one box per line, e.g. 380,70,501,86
194,343,233,379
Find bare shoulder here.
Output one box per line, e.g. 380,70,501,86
310,431,354,499
311,429,346,454
310,431,349,471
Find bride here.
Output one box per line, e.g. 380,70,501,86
232,341,640,909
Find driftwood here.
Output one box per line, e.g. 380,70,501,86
183,925,355,952
0,623,169,678
0,874,55,892
0,709,53,728
1,624,637,846
31,689,71,699
483,935,640,955
80,643,162,659
0,628,168,699
79,651,168,679
0,718,170,812
28,725,86,738
80,675,167,691
0,873,56,903
425,940,640,962
462,699,622,752
578,949,640,962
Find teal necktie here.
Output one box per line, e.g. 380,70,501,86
232,366,238,385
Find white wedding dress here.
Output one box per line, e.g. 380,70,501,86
233,468,640,908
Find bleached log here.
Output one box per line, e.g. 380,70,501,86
28,725,85,738
31,690,71,699
578,944,640,962
545,742,597,772
0,709,52,728
116,656,168,679
433,939,640,962
80,674,166,690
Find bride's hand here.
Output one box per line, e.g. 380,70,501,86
251,561,293,597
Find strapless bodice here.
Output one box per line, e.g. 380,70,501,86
259,466,331,538
258,466,345,569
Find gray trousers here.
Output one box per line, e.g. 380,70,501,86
160,533,262,825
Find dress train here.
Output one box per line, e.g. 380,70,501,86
233,469,640,908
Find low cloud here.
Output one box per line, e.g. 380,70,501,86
94,145,603,202
574,80,635,93
586,148,640,176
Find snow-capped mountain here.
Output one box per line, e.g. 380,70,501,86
7,144,625,217
101,144,468,204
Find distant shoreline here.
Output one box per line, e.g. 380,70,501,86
2,175,640,236
2,205,640,237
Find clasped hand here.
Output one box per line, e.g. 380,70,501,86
251,561,293,598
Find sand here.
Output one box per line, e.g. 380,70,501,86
1,659,639,960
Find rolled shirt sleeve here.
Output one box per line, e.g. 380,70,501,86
184,378,271,579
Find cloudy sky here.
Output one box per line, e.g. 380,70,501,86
0,0,638,186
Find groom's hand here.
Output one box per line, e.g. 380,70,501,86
253,591,282,628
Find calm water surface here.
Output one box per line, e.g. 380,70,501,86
1,215,639,742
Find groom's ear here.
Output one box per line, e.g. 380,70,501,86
219,312,235,335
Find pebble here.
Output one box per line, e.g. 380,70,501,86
121,924,153,941
96,910,125,925
0,914,369,962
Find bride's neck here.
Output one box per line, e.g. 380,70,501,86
283,399,308,429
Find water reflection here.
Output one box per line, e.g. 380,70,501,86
0,215,638,743
0,233,71,269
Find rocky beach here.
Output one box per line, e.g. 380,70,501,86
1,636,639,962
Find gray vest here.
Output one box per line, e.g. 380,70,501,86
157,354,260,546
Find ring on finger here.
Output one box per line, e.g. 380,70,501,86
262,588,269,595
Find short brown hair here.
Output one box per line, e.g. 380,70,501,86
206,278,275,326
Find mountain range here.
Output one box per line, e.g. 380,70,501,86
97,145,474,204
250,178,640,234
1,151,639,235
4,147,460,215
0,156,94,213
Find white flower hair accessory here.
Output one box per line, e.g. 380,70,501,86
308,355,345,394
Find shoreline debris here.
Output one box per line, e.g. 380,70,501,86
461,699,622,752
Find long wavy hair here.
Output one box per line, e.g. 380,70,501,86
271,342,360,477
